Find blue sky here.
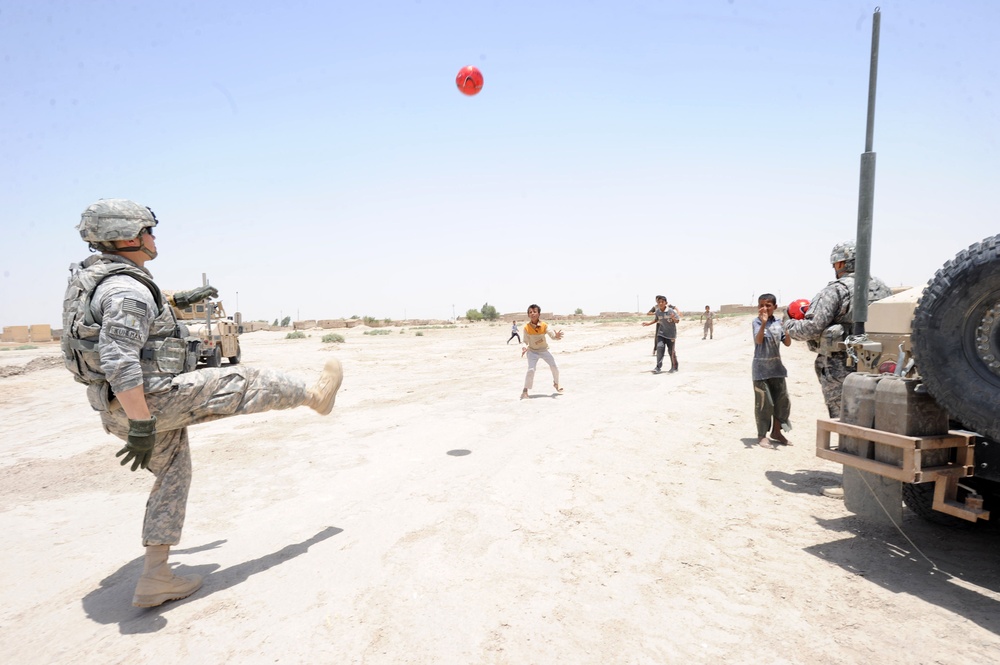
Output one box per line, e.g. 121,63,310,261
1,1,997,327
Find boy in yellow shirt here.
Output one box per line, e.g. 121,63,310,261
520,304,564,399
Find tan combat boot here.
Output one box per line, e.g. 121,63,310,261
132,544,203,608
305,358,344,415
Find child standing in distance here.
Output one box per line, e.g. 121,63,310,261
507,320,521,345
701,305,714,340
642,295,681,373
753,293,792,449
520,304,564,399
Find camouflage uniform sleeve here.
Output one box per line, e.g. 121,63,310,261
93,275,157,394
870,275,893,300
783,282,846,341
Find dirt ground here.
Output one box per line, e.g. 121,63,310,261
1,315,998,664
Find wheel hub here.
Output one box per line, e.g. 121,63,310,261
975,300,1000,378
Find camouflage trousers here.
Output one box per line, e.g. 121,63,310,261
100,365,311,546
753,377,790,438
813,352,853,419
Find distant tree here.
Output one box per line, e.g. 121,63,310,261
575,308,584,315
466,308,483,321
272,319,278,327
280,316,291,327
481,302,499,321
350,314,359,319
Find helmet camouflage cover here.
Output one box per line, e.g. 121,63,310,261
77,198,158,248
830,240,856,265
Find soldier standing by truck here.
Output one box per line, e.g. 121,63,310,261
784,241,892,418
62,198,343,608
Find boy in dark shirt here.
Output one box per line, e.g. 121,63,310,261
642,295,681,373
752,293,791,449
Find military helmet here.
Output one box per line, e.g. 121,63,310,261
830,241,856,265
77,198,158,247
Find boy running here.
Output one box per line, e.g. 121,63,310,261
642,295,680,373
507,320,521,344
520,304,564,399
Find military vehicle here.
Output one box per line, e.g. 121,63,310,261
820,236,1000,527
171,298,242,367
814,9,1000,527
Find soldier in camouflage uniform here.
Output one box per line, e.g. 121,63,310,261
62,199,343,608
783,241,892,418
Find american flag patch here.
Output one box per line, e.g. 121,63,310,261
122,298,147,316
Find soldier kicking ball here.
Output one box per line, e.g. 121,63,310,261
62,199,343,608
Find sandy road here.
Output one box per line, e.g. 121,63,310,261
1,316,998,664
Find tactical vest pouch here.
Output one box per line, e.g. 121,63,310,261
146,337,188,374
184,337,202,372
818,324,846,356
85,381,112,412
64,335,105,383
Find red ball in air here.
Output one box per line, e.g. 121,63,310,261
456,66,484,96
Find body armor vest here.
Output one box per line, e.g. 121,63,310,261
813,275,890,355
62,255,196,409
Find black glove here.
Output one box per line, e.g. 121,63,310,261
173,285,219,308
116,416,157,471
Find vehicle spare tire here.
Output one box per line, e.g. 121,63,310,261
912,234,1000,441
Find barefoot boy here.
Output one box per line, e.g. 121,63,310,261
752,293,792,448
520,304,564,398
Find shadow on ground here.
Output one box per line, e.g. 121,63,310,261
82,526,342,633
765,468,843,495
805,514,1000,636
